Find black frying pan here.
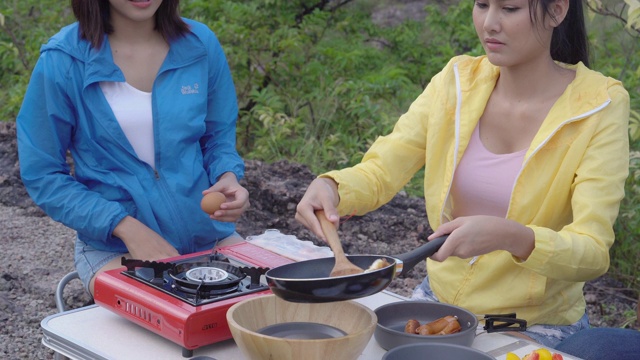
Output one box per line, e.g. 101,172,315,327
265,235,447,303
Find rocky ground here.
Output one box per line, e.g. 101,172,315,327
1,118,638,360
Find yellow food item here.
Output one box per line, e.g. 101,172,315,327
521,348,560,360
506,352,521,360
365,258,391,272
535,348,553,360
200,192,225,214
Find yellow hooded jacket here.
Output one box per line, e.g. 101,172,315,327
324,55,630,325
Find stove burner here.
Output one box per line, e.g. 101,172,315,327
119,254,269,306
185,267,229,283
169,260,247,292
174,282,239,298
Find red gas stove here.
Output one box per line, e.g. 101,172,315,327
93,242,293,357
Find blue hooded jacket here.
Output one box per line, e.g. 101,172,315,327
17,19,243,254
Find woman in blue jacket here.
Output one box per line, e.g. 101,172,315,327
16,0,249,295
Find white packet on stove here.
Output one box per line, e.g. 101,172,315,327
245,229,334,261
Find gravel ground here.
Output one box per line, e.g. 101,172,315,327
0,205,84,360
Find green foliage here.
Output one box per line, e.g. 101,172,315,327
182,0,428,172
612,149,640,292
0,1,75,120
585,4,640,297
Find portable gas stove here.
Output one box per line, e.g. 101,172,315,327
93,242,294,357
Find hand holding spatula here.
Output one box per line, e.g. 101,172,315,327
315,210,364,277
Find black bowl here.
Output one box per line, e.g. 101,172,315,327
382,343,494,360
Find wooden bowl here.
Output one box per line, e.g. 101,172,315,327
226,294,377,360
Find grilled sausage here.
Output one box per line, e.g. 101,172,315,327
416,316,460,335
436,318,461,335
404,319,421,334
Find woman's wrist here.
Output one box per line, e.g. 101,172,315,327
316,176,340,207
112,215,135,239
504,220,535,260
218,171,238,183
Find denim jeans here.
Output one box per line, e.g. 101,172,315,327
555,327,640,360
412,275,590,348
74,237,124,294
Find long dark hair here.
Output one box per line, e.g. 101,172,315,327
70,0,190,49
530,0,590,66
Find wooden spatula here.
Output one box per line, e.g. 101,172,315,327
316,210,364,277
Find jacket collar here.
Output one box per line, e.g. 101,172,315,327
41,22,207,89
457,57,613,123
455,56,615,147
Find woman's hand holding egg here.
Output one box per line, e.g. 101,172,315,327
201,192,226,214
201,172,250,222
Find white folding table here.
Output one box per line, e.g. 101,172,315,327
41,290,582,360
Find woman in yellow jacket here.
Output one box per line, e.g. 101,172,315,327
295,0,629,348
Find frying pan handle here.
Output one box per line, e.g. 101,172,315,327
395,235,447,276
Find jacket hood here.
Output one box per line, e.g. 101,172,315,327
41,22,126,85
41,22,89,59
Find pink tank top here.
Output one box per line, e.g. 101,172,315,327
451,124,527,218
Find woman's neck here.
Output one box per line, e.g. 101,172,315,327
495,56,575,103
106,12,169,92
109,12,158,46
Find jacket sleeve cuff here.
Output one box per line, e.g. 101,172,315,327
209,162,245,184
514,225,553,268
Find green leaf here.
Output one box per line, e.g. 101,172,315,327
629,109,640,141
625,0,640,31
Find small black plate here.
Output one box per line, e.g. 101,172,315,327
257,322,347,339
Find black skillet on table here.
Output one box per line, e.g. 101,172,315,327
265,235,448,303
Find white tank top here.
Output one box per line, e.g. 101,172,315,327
451,123,527,218
100,81,155,169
